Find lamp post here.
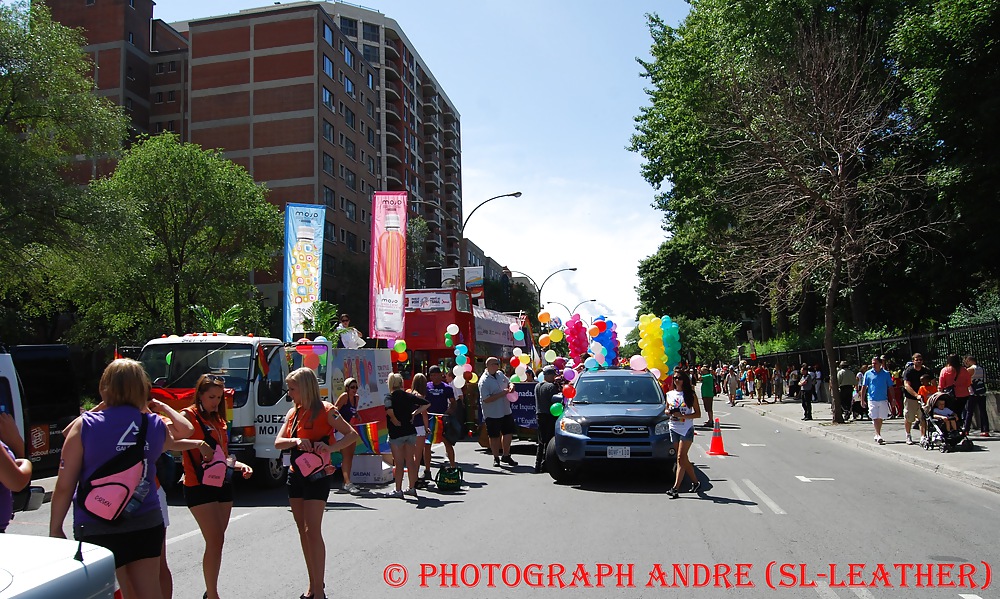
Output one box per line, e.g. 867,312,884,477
507,268,577,311
547,299,597,317
459,191,522,290
546,301,572,318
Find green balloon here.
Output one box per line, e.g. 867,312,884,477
165,351,172,366
445,339,454,347
393,340,407,353
549,403,564,417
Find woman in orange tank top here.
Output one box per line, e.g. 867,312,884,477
275,368,359,599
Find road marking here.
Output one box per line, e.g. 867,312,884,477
796,476,835,482
813,584,839,599
958,595,984,599
742,479,786,515
728,481,762,514
166,513,249,546
850,587,876,599
740,443,766,447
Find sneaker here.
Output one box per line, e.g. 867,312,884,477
501,454,518,466
533,465,543,474
666,488,679,498
415,478,429,489
690,481,701,493
981,432,991,437
875,436,885,445
384,489,403,498
493,456,501,467
422,469,433,481
906,437,915,445
348,484,363,495
404,488,418,498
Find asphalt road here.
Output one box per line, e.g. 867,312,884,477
7,401,998,599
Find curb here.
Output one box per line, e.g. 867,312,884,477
746,405,1000,496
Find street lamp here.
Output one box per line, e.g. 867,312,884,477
507,268,577,310
547,299,597,317
459,191,522,289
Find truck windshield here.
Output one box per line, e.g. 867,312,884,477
573,375,663,405
139,343,252,407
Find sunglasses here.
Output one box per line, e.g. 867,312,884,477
203,375,225,384
348,385,358,389
341,319,350,323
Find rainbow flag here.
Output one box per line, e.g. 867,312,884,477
355,421,381,455
257,346,270,377
427,414,445,445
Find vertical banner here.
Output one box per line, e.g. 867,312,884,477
283,203,326,341
370,191,408,339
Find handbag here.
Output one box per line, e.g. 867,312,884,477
434,466,463,491
289,409,330,482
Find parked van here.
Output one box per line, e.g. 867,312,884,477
138,334,291,487
0,348,46,514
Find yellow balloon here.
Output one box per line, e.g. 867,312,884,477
519,354,530,365
470,372,479,384
549,329,564,342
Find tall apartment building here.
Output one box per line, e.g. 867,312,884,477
45,0,462,329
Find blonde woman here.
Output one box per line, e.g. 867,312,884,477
275,367,359,599
384,373,429,498
408,372,431,485
333,377,361,494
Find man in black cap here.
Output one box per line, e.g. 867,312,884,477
534,365,561,473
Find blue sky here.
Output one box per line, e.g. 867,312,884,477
52,0,693,331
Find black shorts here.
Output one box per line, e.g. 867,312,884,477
287,471,331,501
184,483,234,507
485,414,516,438
79,524,165,568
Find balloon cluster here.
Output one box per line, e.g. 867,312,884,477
537,310,566,364
444,323,459,348
508,348,532,382
390,339,408,363
451,342,475,389
296,338,329,370
587,317,619,368
508,322,525,342
563,314,591,360
635,314,682,380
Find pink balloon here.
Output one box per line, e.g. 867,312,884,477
506,391,519,402
629,355,647,371
463,363,473,372
508,323,519,333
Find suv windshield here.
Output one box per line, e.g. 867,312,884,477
140,343,252,406
573,374,664,404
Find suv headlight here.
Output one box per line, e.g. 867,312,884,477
654,420,671,435
560,419,583,435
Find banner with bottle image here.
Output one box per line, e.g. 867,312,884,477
370,191,408,339
283,203,326,342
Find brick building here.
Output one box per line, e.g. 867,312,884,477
45,0,463,332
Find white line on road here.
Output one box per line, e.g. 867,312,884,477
740,443,766,446
728,481,763,514
850,586,876,599
166,513,249,546
813,583,840,599
796,476,836,482
742,479,786,515
958,595,984,599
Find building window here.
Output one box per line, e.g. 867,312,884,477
322,87,334,111
344,108,355,130
344,199,356,221
86,0,95,5
155,92,163,103
324,222,335,241
323,23,334,46
344,77,355,98
362,23,379,42
366,99,375,118
362,239,368,253
367,72,374,90
323,120,334,143
367,128,375,147
324,254,336,275
344,138,356,160
167,120,174,132
154,122,163,133
128,32,134,45
339,17,357,37
361,209,368,223
323,186,335,209
367,156,375,175
346,231,357,252
168,90,175,102
127,66,134,81
125,98,133,111
169,61,176,72
343,167,357,191
156,63,164,74
363,44,379,64
323,55,334,79
340,229,346,242
344,47,354,70
323,153,334,175
129,0,134,7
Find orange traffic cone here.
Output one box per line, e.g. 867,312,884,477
706,418,729,456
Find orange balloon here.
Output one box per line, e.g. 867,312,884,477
539,334,551,347
538,311,551,323
398,351,408,362
588,325,600,337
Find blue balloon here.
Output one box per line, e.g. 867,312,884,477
456,355,467,365
584,357,599,370
314,336,328,344
456,344,468,355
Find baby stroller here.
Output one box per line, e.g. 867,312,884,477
921,391,974,453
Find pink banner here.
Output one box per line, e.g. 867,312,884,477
370,191,408,339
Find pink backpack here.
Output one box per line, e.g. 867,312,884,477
190,414,229,488
78,416,148,522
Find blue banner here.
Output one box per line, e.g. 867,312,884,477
510,382,538,430
283,203,326,341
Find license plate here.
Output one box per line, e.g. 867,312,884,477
607,446,630,458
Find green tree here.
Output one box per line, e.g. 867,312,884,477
406,216,429,288
300,300,341,342
70,134,282,341
674,316,739,365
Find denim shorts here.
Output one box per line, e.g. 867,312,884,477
670,428,694,443
389,434,417,447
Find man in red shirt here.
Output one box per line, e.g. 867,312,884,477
754,364,769,404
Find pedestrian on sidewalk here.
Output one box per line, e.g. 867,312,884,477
964,356,990,437
861,356,894,444
666,370,701,498
533,366,561,473
725,368,739,406
836,361,855,423
799,366,814,420
479,357,518,468
772,364,784,401
700,366,716,426
901,354,930,445
939,354,972,429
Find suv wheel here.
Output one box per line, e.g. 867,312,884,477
253,457,287,487
545,439,579,482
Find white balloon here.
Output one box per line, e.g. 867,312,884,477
446,323,460,336
515,365,527,376
513,348,523,357
453,377,466,389
452,365,464,377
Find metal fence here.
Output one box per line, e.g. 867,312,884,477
757,321,1000,390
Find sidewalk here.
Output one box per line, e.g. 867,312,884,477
732,394,1000,495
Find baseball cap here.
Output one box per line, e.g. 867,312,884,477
542,365,557,376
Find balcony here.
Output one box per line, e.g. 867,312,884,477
444,177,459,192
421,77,436,92
445,155,459,173
384,40,400,59
425,173,442,191
384,146,402,165
423,152,440,170
383,60,401,80
422,99,440,116
423,133,441,149
386,168,403,186
425,233,442,248
444,121,459,138
383,123,402,142
423,115,440,133
445,193,461,212
444,136,459,156
383,80,402,100
383,103,401,122
446,228,460,242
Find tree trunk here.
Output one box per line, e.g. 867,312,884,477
760,305,773,341
173,279,182,335
826,245,845,424
798,285,817,336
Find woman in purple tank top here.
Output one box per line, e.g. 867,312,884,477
48,359,188,599
1,412,32,533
